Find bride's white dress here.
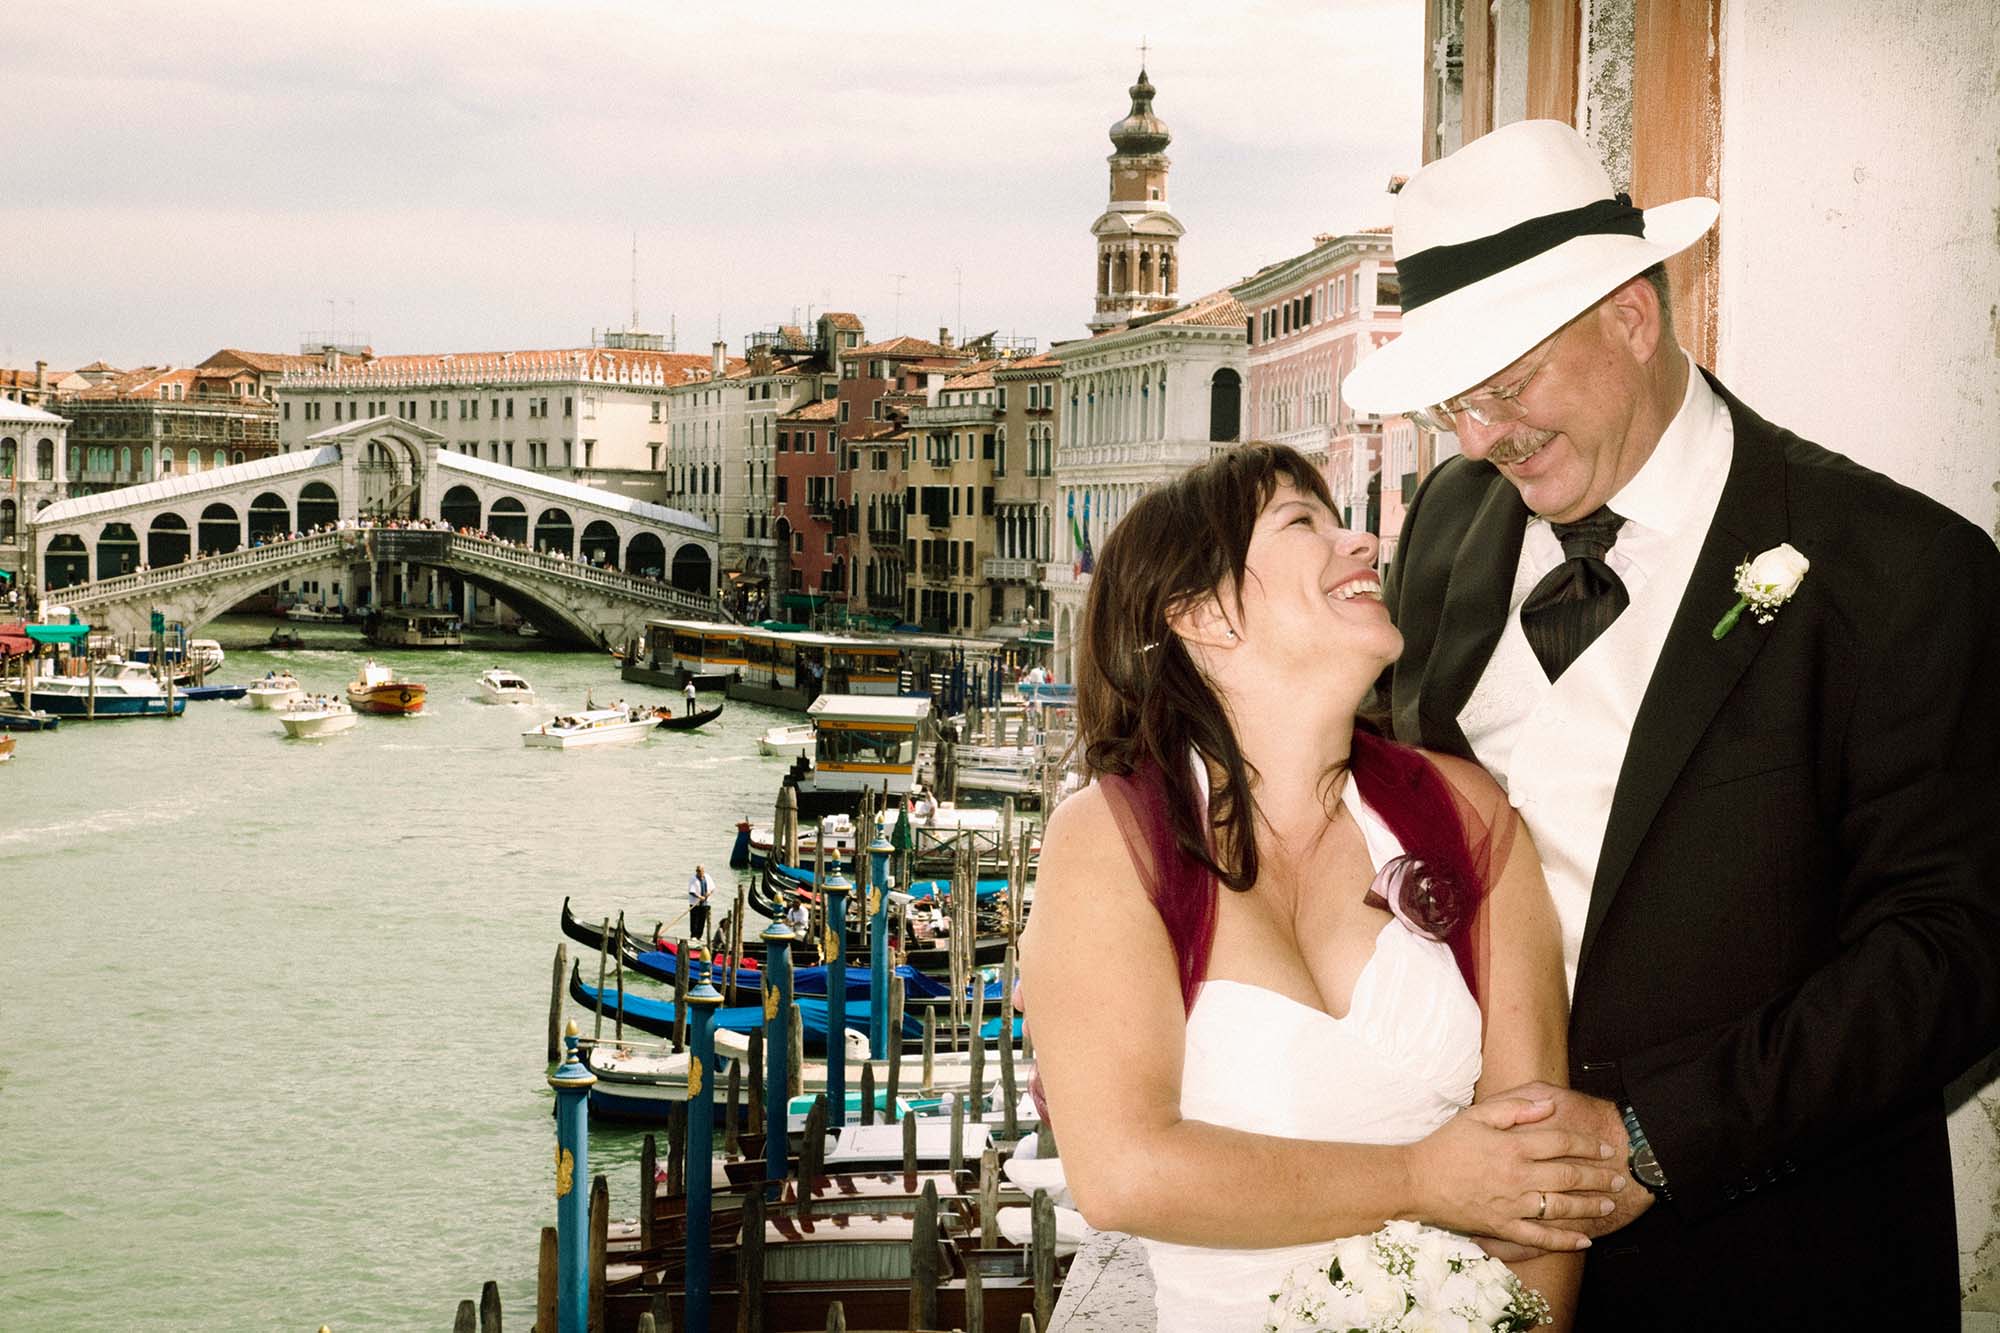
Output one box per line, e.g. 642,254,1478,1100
1140,779,1484,1333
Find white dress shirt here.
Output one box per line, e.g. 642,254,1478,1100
1457,354,1734,993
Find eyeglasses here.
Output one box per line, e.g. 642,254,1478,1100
1407,330,1562,435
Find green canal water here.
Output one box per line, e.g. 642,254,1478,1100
0,625,796,1330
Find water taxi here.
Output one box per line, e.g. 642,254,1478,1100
345,659,426,715
285,603,346,624
7,659,185,718
476,667,537,705
521,704,656,749
278,696,358,739
246,671,305,710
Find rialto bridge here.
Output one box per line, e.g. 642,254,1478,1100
28,416,723,646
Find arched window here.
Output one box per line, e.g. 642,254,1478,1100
0,499,15,542
119,446,132,477
0,437,14,478
66,443,81,476
140,446,152,476
213,449,227,470
36,439,54,480
1209,368,1242,443
161,447,176,475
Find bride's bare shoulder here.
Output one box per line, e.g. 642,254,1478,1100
1410,747,1506,807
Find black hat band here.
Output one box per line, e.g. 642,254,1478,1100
1398,194,1645,313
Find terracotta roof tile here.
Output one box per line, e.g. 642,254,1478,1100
820,311,864,331
783,399,840,422
849,335,960,359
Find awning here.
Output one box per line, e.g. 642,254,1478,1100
1020,630,1054,645
780,593,829,611
25,623,92,646
0,622,30,656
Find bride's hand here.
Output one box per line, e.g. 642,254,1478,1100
1406,1096,1629,1251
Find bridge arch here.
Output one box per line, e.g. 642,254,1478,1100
199,502,242,556
489,496,528,544
297,481,338,531
626,532,665,580
440,485,482,532
670,542,712,595
580,519,619,568
148,512,190,567
249,492,290,543
97,523,140,579
44,534,87,590
534,508,574,556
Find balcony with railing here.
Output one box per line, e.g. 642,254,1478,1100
908,401,999,430
981,557,1039,582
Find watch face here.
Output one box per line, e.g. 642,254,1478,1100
1631,1144,1665,1188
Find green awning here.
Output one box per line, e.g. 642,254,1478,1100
25,623,91,645
1020,630,1054,645
780,593,828,611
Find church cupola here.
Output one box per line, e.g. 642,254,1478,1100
1109,69,1172,156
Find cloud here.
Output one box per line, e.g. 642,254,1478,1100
0,0,1421,367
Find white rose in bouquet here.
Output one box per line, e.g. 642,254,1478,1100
1263,1222,1552,1333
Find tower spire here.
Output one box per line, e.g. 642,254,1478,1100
1087,63,1184,333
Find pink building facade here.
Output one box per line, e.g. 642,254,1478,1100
1231,230,1422,554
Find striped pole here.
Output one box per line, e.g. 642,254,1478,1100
683,972,724,1333
867,830,894,1060
820,865,853,1127
545,1021,596,1333
760,919,796,1196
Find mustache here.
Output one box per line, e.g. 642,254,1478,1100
1487,428,1556,465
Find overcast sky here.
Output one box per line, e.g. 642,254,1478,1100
1,1,1422,370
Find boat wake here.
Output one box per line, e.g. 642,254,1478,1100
0,797,205,850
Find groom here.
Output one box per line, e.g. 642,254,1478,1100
1350,120,2000,1328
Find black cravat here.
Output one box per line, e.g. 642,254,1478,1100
1520,507,1629,681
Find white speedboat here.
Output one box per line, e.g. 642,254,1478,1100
9,660,186,718
476,667,538,705
278,696,358,738
286,604,346,623
757,721,815,759
522,705,656,750
246,672,305,710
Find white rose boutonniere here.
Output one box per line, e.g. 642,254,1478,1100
1712,542,1810,640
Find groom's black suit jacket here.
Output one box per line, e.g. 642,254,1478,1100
1380,372,2000,1328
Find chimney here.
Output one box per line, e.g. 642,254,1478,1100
323,346,342,372
34,360,46,393
711,339,727,378
939,326,954,351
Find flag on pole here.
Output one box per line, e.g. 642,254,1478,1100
1078,492,1095,575
1067,493,1084,577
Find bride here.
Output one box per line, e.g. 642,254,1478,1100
1019,444,1622,1332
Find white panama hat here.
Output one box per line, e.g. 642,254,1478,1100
1341,119,1719,415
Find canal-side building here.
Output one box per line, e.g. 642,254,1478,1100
274,338,715,506
844,421,910,627
1046,287,1247,681
0,398,71,590
773,396,842,613
0,362,91,409
62,367,283,492
1230,228,1409,538
904,361,1004,634
990,352,1061,640
659,340,757,584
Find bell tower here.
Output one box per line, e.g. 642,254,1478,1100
1088,66,1186,333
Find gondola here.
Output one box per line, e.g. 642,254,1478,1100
567,963,926,1053
653,701,724,730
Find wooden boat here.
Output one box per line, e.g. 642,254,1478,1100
286,603,346,623
245,672,304,710
0,704,58,731
345,659,426,714
523,705,656,749
278,696,359,738
568,965,925,1053
653,701,724,731
0,733,14,762
266,627,306,649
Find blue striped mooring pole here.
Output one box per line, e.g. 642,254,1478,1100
760,918,795,1195
682,970,724,1333
820,865,853,1127
546,1020,596,1333
867,830,894,1061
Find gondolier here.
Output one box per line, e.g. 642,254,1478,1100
683,679,697,716
685,863,713,940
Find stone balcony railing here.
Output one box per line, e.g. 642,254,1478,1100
908,402,999,429
981,557,1039,582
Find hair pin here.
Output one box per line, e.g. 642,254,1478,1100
1138,640,1160,654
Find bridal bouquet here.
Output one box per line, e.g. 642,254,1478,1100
1262,1220,1551,1333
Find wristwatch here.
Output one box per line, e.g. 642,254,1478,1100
1620,1102,1670,1197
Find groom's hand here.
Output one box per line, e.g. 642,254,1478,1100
1490,1082,1656,1239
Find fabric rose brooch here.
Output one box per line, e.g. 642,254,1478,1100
1713,542,1809,640
1365,855,1462,943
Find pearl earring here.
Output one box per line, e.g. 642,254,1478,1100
1226,628,1237,639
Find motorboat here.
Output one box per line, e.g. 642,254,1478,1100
758,721,815,759
278,696,359,738
7,659,185,718
363,608,463,648
0,734,14,762
521,704,656,749
0,704,58,731
246,671,305,710
266,627,306,649
130,637,226,679
476,667,537,705
286,604,346,623
346,659,426,715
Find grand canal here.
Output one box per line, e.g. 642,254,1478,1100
0,626,796,1329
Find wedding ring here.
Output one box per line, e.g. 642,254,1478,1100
1535,1191,1548,1219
